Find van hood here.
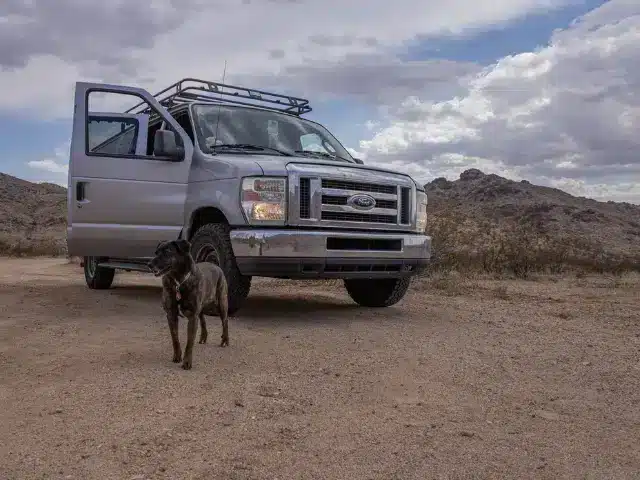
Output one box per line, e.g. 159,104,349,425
254,155,423,189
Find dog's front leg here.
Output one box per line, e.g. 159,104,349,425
182,313,198,370
167,312,181,363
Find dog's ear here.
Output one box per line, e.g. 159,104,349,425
174,238,191,254
155,240,167,253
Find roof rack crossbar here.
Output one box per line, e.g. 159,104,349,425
164,89,307,113
125,78,312,116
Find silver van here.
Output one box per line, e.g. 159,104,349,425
67,78,431,313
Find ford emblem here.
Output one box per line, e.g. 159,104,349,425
347,193,376,210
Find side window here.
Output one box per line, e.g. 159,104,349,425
89,116,139,155
86,90,183,159
300,132,335,154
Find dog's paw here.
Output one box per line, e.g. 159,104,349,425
220,336,229,347
172,353,182,363
181,359,192,370
198,336,207,344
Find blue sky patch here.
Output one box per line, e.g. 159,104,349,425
402,0,607,64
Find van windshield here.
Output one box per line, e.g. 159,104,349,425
192,104,355,163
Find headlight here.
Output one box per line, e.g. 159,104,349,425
416,190,427,232
241,176,287,225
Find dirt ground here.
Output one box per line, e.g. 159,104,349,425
0,259,638,480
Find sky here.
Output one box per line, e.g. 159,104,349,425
1,0,639,204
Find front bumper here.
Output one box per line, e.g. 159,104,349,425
230,229,431,279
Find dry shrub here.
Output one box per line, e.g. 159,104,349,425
426,214,640,278
0,233,67,257
590,272,640,290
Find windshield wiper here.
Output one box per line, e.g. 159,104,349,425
211,143,293,156
293,150,352,163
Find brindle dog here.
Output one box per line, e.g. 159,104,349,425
147,239,229,370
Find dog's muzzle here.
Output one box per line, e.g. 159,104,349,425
147,261,166,277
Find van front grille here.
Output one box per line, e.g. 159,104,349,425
290,166,415,231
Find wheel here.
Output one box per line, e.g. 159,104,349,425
190,223,251,315
84,256,115,289
343,277,412,307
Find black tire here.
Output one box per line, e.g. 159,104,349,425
84,256,115,289
190,223,251,315
343,277,412,307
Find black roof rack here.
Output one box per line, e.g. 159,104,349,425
125,78,312,116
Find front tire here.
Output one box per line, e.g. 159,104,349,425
84,256,115,289
344,277,412,307
190,223,251,315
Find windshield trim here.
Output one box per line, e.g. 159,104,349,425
191,103,356,163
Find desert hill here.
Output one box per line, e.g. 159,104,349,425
424,169,640,274
0,169,638,273
0,172,67,256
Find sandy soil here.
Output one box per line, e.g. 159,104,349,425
0,258,638,480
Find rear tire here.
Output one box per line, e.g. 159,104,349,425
343,277,412,307
84,256,115,289
190,223,251,315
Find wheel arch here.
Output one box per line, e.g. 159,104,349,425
187,206,230,240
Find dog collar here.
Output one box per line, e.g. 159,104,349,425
173,271,192,301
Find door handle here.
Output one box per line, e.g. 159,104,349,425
76,181,90,207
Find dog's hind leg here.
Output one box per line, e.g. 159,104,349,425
198,312,208,344
182,313,198,370
219,298,229,347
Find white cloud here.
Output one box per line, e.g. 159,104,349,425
358,0,640,203
27,158,67,174
0,0,571,119
27,142,69,185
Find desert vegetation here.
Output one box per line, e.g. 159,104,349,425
427,214,640,278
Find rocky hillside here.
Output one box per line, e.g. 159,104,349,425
424,169,640,274
0,173,67,256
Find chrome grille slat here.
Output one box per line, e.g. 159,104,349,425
321,204,398,216
321,188,397,201
321,179,396,195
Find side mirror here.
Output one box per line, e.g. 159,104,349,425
154,129,182,160
353,157,364,165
